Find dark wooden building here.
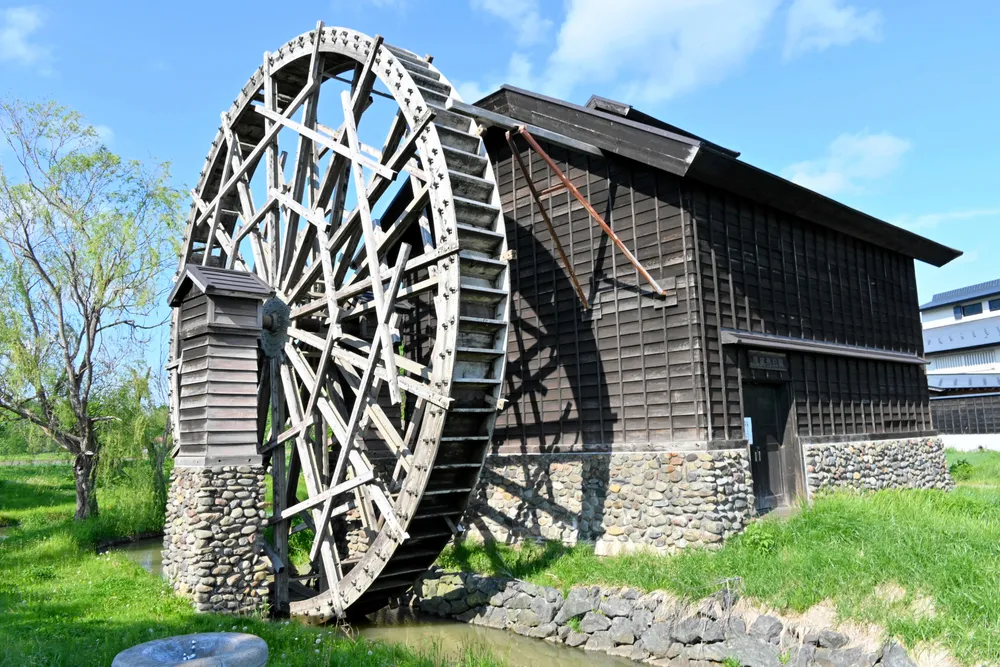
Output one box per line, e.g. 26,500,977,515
463,87,960,516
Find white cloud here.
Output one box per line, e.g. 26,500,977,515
784,131,910,197
784,0,881,60
454,80,494,104
0,6,50,70
471,0,554,46
537,0,782,105
454,53,536,103
892,208,1000,233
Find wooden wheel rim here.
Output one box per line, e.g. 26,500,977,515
169,25,509,620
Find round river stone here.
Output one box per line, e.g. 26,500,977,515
111,632,267,667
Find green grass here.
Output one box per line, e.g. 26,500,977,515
440,450,1000,665
0,465,500,667
0,452,72,463
946,447,1000,485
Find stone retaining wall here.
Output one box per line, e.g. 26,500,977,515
463,450,754,556
163,466,270,614
804,437,953,495
411,568,917,667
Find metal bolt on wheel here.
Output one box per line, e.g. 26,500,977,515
169,24,510,620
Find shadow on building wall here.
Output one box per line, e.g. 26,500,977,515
467,200,617,545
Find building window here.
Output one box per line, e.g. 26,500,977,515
954,305,963,320
963,302,984,317
929,349,997,371
990,298,1000,312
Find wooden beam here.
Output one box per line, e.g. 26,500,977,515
329,243,411,489
283,110,433,305
278,28,325,292
270,470,373,523
268,358,289,610
339,89,401,404
337,275,440,320
514,126,668,297
506,131,589,310
253,106,395,181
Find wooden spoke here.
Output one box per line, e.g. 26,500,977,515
277,21,326,291
329,243,411,487
339,90,401,404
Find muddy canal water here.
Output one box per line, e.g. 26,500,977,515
115,536,166,576
115,538,632,667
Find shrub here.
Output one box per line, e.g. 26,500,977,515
740,519,777,555
950,458,974,481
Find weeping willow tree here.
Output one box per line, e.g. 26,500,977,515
0,99,181,519
94,368,171,513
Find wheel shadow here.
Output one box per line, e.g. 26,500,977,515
465,156,619,549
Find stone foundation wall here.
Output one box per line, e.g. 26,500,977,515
163,466,270,614
463,450,753,556
804,436,953,494
410,568,917,667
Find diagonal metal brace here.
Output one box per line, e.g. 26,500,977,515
505,130,590,310
511,125,670,300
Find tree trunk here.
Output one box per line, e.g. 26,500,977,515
73,451,99,520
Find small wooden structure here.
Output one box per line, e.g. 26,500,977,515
168,265,272,467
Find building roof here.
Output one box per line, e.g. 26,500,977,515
168,265,273,307
474,86,962,268
924,318,1000,354
920,278,1000,310
928,373,1000,392
584,95,740,158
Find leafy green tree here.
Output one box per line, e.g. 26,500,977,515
93,367,171,511
0,99,181,519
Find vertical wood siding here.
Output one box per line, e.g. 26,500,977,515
686,184,932,438
931,395,1000,434
489,135,932,451
490,138,707,451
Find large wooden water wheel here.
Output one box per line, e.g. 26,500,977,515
169,24,509,620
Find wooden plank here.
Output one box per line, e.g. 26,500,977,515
270,470,373,523
339,89,401,403
253,105,394,181
329,243,411,488
446,98,603,157
278,23,326,290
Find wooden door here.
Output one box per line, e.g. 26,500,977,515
743,383,788,511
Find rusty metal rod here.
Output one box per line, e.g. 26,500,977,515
514,126,668,297
505,130,590,310
539,182,568,197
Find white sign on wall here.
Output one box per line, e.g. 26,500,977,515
744,417,753,445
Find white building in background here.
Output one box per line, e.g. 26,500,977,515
921,279,1000,450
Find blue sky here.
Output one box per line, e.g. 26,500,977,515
1,0,998,310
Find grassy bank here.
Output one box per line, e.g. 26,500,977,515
440,450,1000,665
0,465,497,667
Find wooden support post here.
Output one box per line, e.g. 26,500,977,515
269,357,289,611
